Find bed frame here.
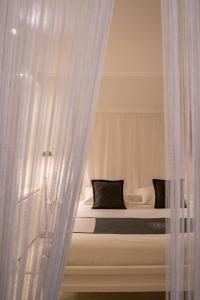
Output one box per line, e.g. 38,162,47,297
61,265,167,292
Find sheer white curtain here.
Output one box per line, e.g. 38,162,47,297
84,112,165,195
162,0,200,299
0,1,114,299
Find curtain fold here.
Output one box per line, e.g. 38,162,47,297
0,1,114,299
85,112,165,195
161,0,200,299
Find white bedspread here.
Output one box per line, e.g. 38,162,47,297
67,204,174,267
67,233,168,266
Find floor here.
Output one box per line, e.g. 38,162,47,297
59,292,166,300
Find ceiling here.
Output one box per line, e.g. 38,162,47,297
97,0,163,112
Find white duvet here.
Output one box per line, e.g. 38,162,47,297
67,204,173,267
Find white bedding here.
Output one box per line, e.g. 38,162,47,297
67,204,173,267
67,233,167,266
76,203,171,219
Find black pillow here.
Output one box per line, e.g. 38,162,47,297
91,179,126,209
153,179,169,209
153,178,186,209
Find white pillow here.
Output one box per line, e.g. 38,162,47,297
136,186,155,205
82,197,93,205
84,186,93,199
124,194,142,204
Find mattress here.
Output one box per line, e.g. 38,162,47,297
66,204,172,267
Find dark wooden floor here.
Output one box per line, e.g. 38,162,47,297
59,292,166,300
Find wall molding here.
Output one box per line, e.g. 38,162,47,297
38,71,163,79
97,110,164,114
102,71,162,78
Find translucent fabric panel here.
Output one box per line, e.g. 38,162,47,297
84,112,165,195
0,1,114,299
161,0,200,299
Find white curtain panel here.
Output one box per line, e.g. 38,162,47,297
85,112,165,195
162,0,200,299
0,1,114,299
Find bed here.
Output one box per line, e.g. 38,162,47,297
61,203,171,293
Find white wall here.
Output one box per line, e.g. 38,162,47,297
97,0,163,113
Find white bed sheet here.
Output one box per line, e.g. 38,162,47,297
76,203,171,218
